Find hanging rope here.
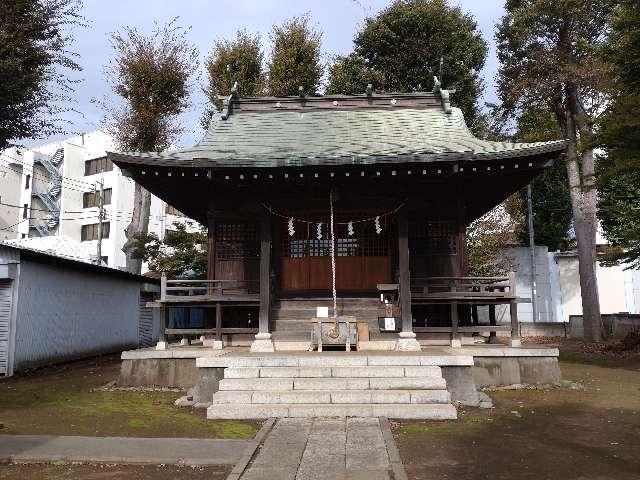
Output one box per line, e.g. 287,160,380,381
328,188,340,338
261,200,407,226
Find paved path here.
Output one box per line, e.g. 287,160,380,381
0,435,249,466
237,418,406,480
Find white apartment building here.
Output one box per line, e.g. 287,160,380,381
0,131,200,270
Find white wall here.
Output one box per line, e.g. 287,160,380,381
555,254,638,322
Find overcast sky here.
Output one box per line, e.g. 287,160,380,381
37,0,505,148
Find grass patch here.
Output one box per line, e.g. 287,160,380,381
0,356,259,439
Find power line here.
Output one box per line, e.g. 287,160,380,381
0,160,90,195
0,217,31,232
0,150,94,190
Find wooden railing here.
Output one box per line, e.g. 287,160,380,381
160,277,260,301
411,273,516,300
157,275,260,345
408,273,522,347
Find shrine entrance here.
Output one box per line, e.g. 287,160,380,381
279,211,393,293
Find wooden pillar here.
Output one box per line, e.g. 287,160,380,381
207,216,216,281
157,274,168,350
251,208,275,352
215,302,222,341
488,304,499,344
396,207,421,351
398,208,412,333
258,209,271,335
510,300,521,347
450,301,461,348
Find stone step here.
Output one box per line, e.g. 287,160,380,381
212,389,451,404
223,365,442,379
196,354,474,369
207,403,457,419
218,376,447,391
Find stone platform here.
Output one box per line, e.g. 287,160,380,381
118,344,561,418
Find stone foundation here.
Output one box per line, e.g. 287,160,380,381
472,356,561,387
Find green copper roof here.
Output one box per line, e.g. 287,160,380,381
109,92,566,169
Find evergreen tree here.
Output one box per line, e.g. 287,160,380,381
132,222,208,278
327,0,487,131
496,0,616,342
202,30,264,126
0,0,84,149
267,15,323,96
597,0,640,268
514,108,572,252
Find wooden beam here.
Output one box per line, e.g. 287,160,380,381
488,304,498,344
397,207,412,333
451,301,459,346
215,302,222,341
414,325,511,333
258,208,272,334
510,300,520,346
207,215,216,284
159,304,167,343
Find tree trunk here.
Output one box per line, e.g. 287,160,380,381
564,98,602,342
122,183,152,274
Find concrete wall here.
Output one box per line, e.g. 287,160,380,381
504,246,556,322
12,259,142,370
569,313,640,339
519,322,568,337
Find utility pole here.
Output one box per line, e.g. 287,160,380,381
96,172,105,265
527,183,538,322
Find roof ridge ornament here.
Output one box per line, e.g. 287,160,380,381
433,76,451,114
221,81,239,120
433,76,442,94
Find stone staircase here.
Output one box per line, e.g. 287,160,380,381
271,298,382,341
202,354,460,419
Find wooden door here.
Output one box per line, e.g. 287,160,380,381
280,212,391,292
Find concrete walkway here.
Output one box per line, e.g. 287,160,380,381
0,435,249,466
236,418,406,480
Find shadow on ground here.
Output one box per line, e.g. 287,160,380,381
393,348,640,480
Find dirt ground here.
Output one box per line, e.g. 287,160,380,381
393,341,640,480
0,355,258,439
0,463,229,480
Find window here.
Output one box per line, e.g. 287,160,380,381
22,204,28,219
165,204,184,216
83,188,112,208
24,175,30,189
81,222,110,241
84,157,113,176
